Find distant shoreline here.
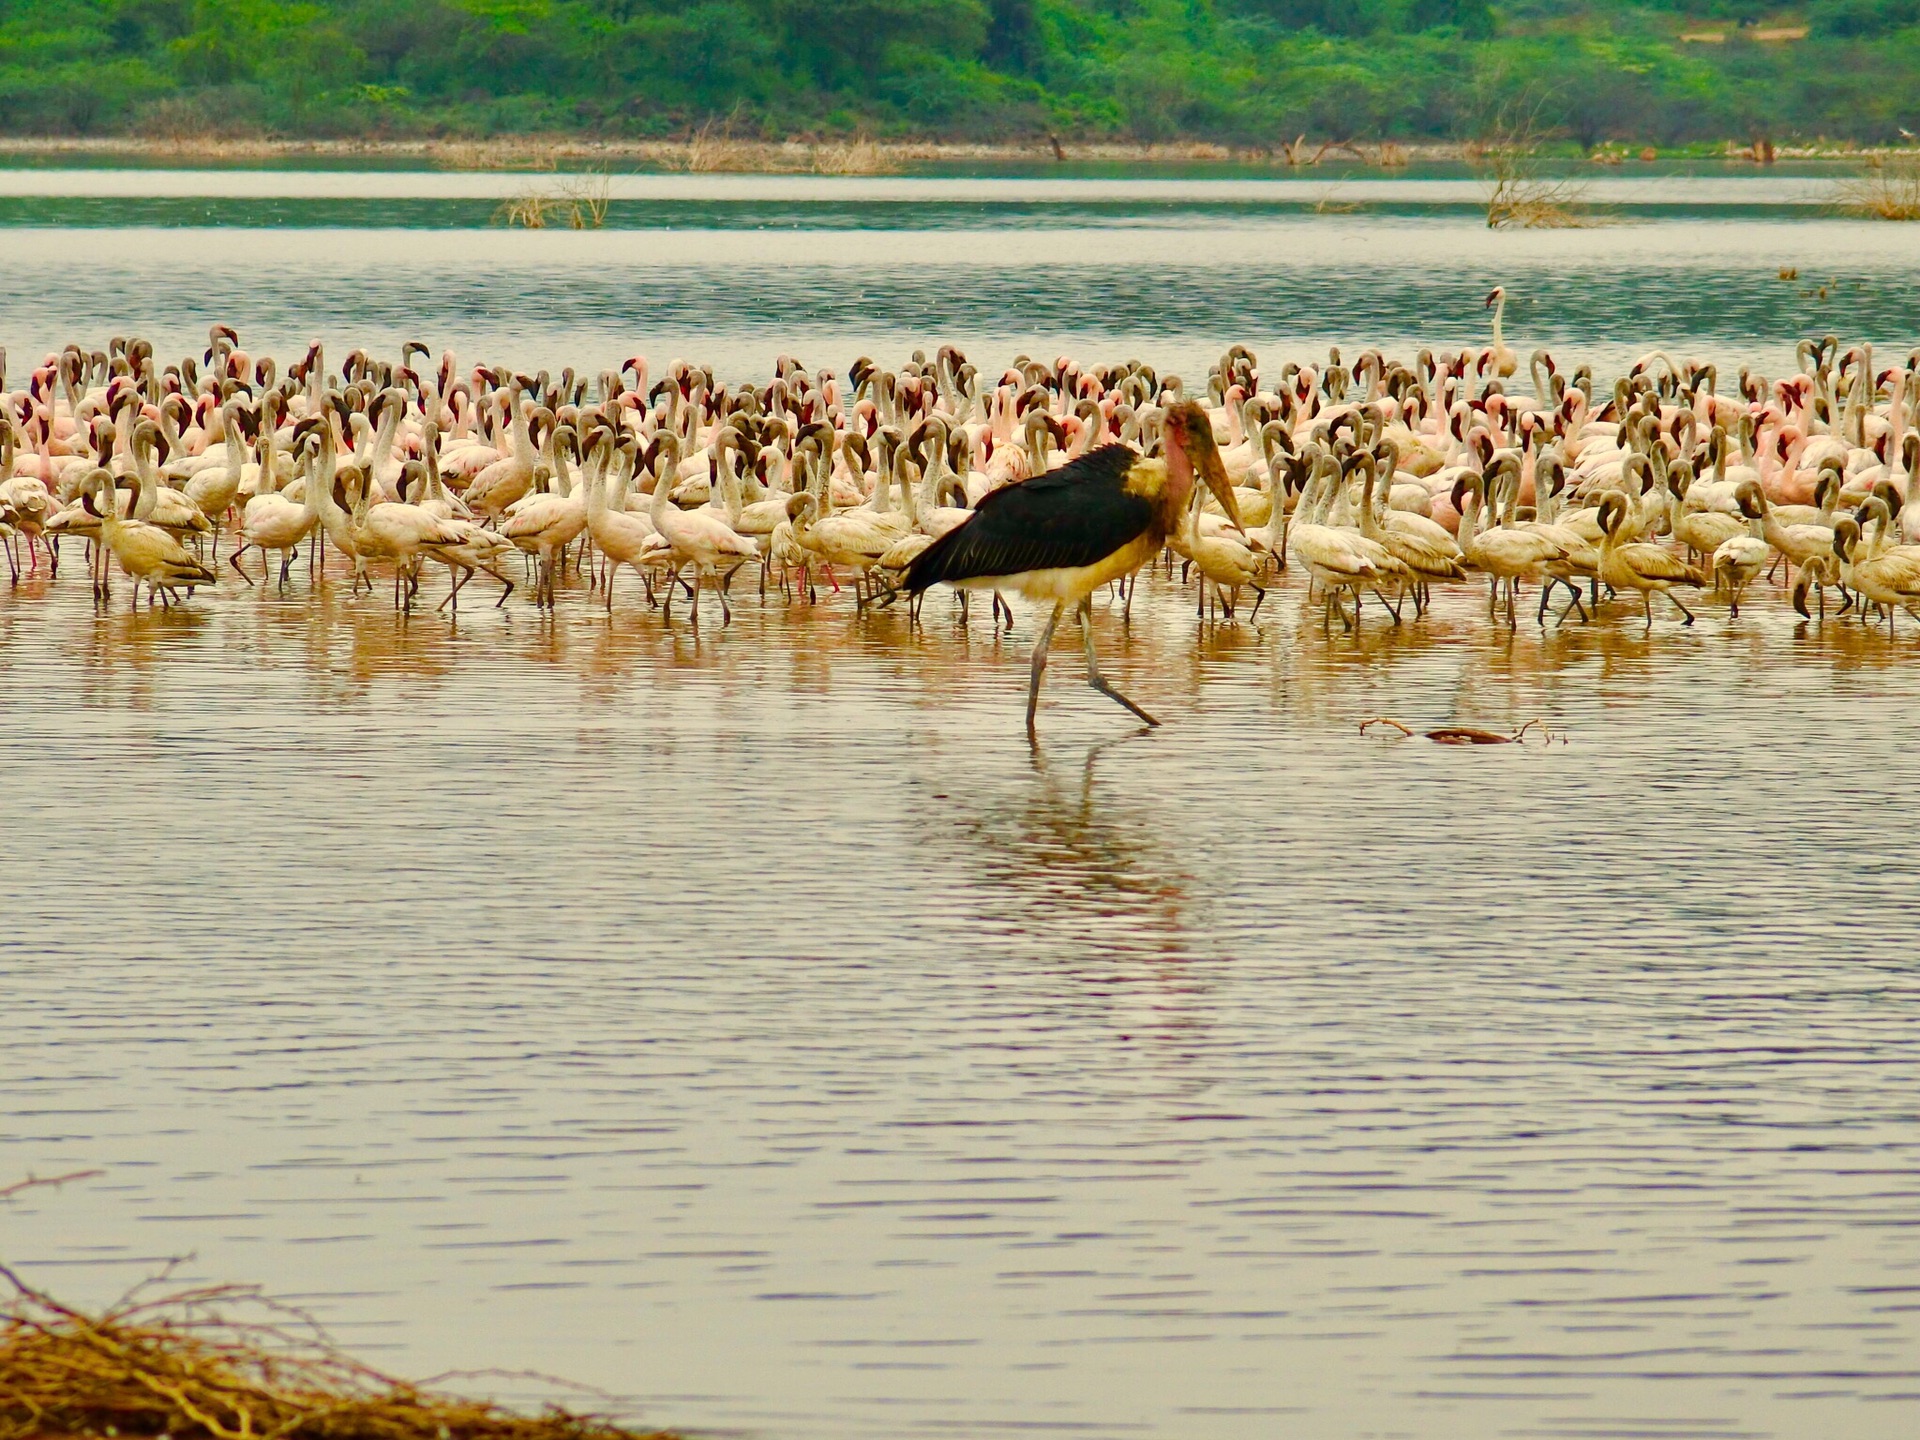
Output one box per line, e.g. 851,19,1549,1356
0,134,1905,171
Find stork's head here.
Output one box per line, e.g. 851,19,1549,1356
1162,399,1242,530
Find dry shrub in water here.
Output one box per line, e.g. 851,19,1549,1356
0,1263,677,1440
1472,94,1593,229
495,171,613,229
1836,155,1920,220
1483,181,1591,228
555,172,613,227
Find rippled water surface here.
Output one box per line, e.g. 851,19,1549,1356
0,169,1914,379
6,171,1920,1440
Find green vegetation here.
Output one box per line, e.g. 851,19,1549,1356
0,1,1915,147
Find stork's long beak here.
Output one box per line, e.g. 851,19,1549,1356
1185,420,1242,531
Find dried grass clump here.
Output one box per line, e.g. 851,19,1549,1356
449,139,612,172
685,119,761,173
1836,155,1920,220
0,1264,677,1440
676,122,901,175
810,135,888,175
494,171,613,229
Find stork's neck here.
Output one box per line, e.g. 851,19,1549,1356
1164,433,1196,508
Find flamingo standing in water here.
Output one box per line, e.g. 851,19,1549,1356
650,434,759,625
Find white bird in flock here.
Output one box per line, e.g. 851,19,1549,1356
300,420,368,590
793,432,912,601
0,419,53,576
1484,285,1517,377
649,427,759,624
182,398,250,554
1287,452,1408,629
230,426,319,590
406,430,514,610
84,465,217,607
129,420,213,543
1597,489,1708,630
1454,457,1567,628
501,424,588,607
582,428,661,612
1710,484,1771,618
464,382,538,520
344,458,469,611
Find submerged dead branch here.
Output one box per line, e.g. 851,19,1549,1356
1360,717,1565,744
0,1171,105,1200
0,1263,678,1440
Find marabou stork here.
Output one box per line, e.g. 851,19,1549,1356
905,399,1242,735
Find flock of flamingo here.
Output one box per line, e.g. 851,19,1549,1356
2,315,1918,660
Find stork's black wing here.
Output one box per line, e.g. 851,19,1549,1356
905,444,1152,592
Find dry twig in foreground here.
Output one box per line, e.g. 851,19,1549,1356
0,1263,678,1440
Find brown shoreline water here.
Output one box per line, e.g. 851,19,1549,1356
5,552,1920,1440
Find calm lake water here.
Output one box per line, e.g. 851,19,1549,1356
5,171,1920,1440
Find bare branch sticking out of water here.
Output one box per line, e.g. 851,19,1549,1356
1471,94,1596,229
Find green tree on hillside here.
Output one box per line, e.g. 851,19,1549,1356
0,0,1913,143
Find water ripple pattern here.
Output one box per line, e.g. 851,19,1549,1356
4,566,1920,1440
6,170,1920,1439
0,171,1911,380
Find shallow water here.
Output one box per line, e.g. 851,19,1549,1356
0,171,1913,382
7,558,1920,1440
6,171,1920,1440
